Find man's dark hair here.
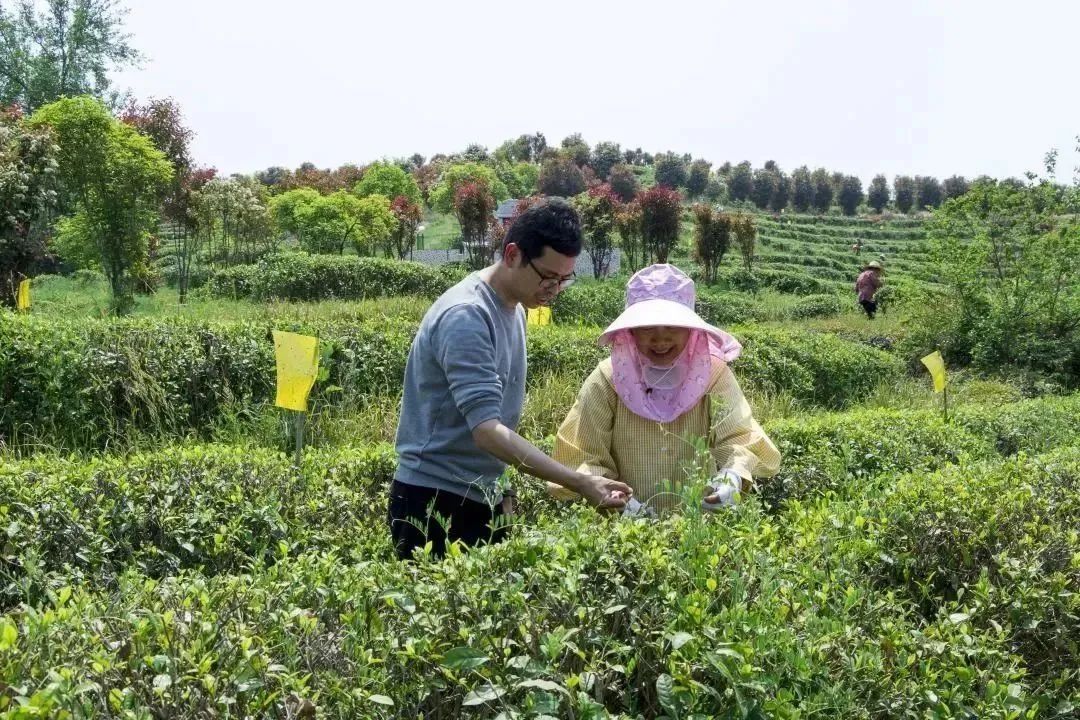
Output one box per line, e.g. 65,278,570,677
504,197,583,259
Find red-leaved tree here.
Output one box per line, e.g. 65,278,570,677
389,195,423,259
638,185,683,263
454,181,496,269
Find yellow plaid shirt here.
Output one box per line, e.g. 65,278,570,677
550,357,781,509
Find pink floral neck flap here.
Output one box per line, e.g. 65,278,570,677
609,329,741,423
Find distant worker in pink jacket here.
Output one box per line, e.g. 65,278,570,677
854,261,884,319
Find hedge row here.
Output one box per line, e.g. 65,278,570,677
3,394,1074,607
208,252,468,302
0,448,1075,717
0,314,901,450
761,393,1080,507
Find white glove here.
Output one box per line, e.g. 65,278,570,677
702,470,743,511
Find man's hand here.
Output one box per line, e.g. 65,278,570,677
577,475,633,511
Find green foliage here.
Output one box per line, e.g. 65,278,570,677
916,175,943,210
537,157,585,197
429,162,508,213
791,166,814,212
786,293,842,319
918,177,1079,386
607,163,639,203
270,189,393,255
653,152,688,189
0,109,58,303
550,281,766,327
638,185,682,263
0,0,140,112
559,132,590,166
691,204,730,283
867,174,889,213
353,160,421,204
0,312,904,450
728,161,753,202
894,175,916,213
29,96,173,314
810,168,833,212
208,252,466,302
590,141,622,179
685,159,711,198
749,167,775,210
837,175,864,216
731,212,757,272
572,185,620,279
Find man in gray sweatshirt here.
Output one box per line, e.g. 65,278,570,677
389,198,632,560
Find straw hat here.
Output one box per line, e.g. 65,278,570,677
598,264,732,347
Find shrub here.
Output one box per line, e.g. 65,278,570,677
787,293,842,319
0,316,904,450
207,252,466,302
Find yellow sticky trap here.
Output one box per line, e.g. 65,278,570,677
16,279,30,311
273,331,320,412
527,306,552,327
920,351,946,393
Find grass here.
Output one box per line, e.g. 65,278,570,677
417,207,461,250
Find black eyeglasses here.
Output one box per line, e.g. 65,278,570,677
526,258,576,290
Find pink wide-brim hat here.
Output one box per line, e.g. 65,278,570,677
598,264,731,347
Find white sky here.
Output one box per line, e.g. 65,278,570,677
114,0,1080,185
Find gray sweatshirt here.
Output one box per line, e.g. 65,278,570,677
393,272,526,504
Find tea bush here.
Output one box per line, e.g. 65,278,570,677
0,315,903,450
0,444,396,605
208,252,467,302
786,293,843,319
551,282,766,327
0,499,1037,718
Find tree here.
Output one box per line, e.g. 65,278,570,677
412,163,440,206
255,166,289,188
791,166,814,212
560,133,590,167
29,96,172,314
916,175,943,210
894,175,916,213
573,184,620,278
388,195,422,259
590,141,622,180
0,0,140,113
537,157,586,197
867,174,889,213
769,171,791,211
926,175,1079,384
194,176,272,265
731,212,757,272
838,175,864,216
810,168,833,212
750,168,776,210
943,175,970,202
354,161,421,204
0,107,59,305
166,166,215,303
461,143,489,163
120,98,192,176
454,181,497,269
429,162,508,213
728,161,753,202
686,159,711,198
653,153,688,189
608,163,639,203
692,204,731,283
615,200,644,273
638,185,682,263
269,188,321,246
704,175,724,202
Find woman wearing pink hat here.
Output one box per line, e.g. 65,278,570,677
550,264,780,514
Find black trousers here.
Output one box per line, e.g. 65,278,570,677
860,299,877,319
387,480,510,560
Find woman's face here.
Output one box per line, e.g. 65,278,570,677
631,326,691,366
